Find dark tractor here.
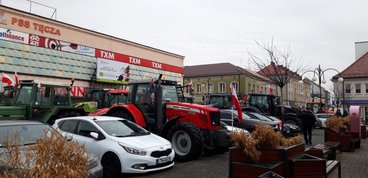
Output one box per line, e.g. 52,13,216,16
248,93,303,128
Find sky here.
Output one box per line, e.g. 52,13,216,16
2,0,368,90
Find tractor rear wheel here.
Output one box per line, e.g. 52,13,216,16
48,111,81,125
166,122,203,162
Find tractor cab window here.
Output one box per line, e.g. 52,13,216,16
53,87,70,106
34,87,52,106
15,85,33,105
162,85,178,103
249,95,269,109
107,94,127,106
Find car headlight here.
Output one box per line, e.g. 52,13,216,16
119,143,147,156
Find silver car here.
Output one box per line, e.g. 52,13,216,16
0,120,103,178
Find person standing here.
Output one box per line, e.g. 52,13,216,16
301,110,317,145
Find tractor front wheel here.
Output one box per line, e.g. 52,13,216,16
166,122,203,162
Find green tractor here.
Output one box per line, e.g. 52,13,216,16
75,89,128,113
0,80,85,124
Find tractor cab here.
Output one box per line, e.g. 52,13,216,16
248,93,280,116
127,77,179,130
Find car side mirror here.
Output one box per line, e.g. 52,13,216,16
65,135,73,141
90,132,100,140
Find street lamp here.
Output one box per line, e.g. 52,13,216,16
299,65,343,112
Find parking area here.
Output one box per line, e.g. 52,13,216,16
130,129,368,178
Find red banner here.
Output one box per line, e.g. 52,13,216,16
95,49,183,74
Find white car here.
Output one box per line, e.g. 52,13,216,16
316,113,335,128
52,116,174,177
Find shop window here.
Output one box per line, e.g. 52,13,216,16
219,83,226,93
356,83,361,94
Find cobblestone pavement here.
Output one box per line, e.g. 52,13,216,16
129,129,367,178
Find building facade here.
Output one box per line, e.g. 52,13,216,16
332,41,368,120
183,63,275,104
0,5,184,98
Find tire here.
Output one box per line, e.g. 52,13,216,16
101,153,121,178
110,110,134,122
48,111,81,125
166,122,203,162
285,117,302,128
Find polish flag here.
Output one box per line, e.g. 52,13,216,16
14,72,19,87
2,72,15,86
188,80,193,89
231,85,243,123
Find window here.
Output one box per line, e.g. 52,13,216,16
219,83,226,93
58,120,78,133
366,83,368,93
208,83,213,93
77,121,99,138
345,84,351,93
231,82,238,92
196,84,202,93
355,83,361,94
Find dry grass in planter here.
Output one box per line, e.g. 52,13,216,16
230,124,302,162
0,130,89,178
326,116,351,133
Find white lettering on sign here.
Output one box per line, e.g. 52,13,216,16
100,51,114,59
129,57,141,65
152,62,162,69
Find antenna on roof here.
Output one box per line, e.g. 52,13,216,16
27,0,57,20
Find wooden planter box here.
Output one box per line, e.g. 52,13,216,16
230,161,285,178
229,143,305,164
291,154,326,178
229,143,305,178
324,129,359,152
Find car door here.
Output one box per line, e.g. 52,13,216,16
75,120,102,157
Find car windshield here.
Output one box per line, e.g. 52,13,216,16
96,120,150,137
0,124,53,147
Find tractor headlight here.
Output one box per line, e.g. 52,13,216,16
119,143,147,156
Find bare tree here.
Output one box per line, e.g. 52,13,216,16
248,39,303,128
328,83,343,109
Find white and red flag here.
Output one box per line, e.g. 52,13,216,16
230,85,243,123
1,72,15,86
14,72,19,87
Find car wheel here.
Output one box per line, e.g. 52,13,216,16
167,122,203,162
102,153,121,178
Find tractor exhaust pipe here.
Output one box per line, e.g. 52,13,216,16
156,74,163,128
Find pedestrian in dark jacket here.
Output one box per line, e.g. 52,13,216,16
301,110,316,145
335,109,342,117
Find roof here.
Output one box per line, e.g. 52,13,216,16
333,52,368,79
57,116,124,121
183,63,256,78
258,62,301,80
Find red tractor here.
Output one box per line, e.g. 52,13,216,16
89,75,231,161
